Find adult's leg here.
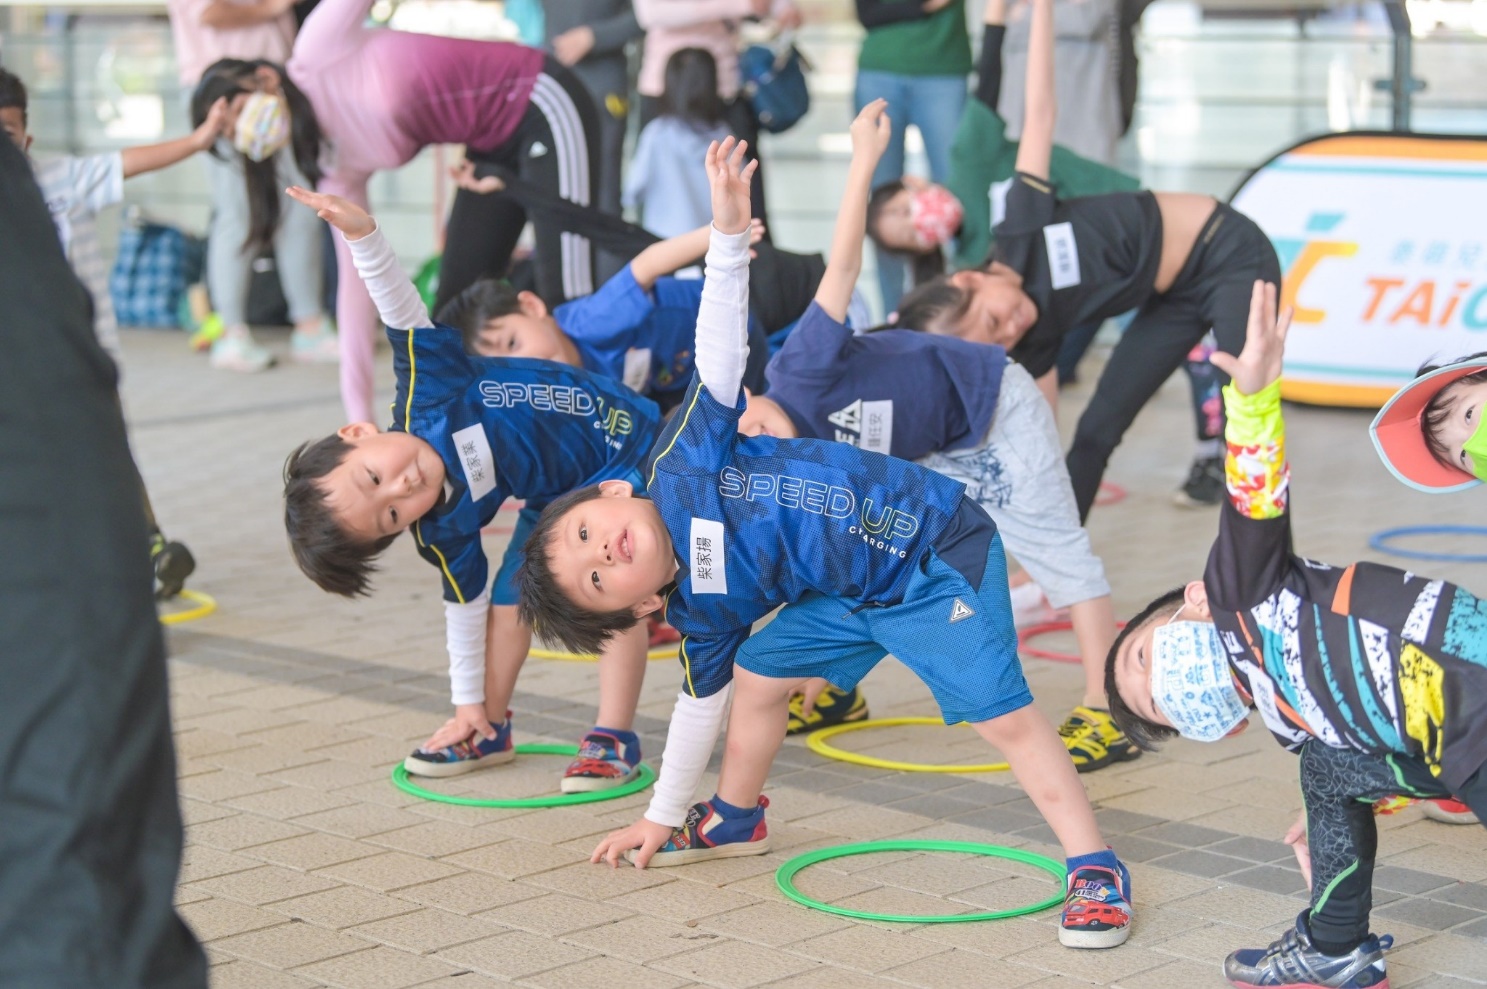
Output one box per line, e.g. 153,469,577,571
271,152,329,335
519,61,602,304
906,73,968,185
1066,298,1207,520
855,70,908,316
592,98,631,284
0,141,207,988
724,97,768,233
204,146,253,331
435,182,528,315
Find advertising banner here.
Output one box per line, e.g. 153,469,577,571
1231,133,1487,407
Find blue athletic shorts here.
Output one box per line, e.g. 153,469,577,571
733,531,1031,725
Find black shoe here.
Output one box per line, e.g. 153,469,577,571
1173,456,1225,508
787,686,868,735
151,536,196,600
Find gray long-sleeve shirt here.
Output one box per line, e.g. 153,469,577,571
542,0,642,105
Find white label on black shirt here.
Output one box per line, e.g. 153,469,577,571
690,518,727,594
989,178,1013,229
622,347,652,393
1043,222,1081,290
451,423,497,502
827,399,893,454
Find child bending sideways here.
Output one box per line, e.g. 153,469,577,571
1106,283,1487,988
517,134,1134,951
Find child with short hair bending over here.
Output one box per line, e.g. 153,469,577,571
517,132,1134,950
1105,282,1487,987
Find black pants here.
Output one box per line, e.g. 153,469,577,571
1065,203,1281,520
435,58,601,314
1300,740,1487,951
0,140,206,988
638,94,770,235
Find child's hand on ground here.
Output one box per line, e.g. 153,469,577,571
849,99,892,166
706,137,758,236
449,159,505,195
421,703,499,752
286,186,377,241
1283,810,1312,889
591,818,675,869
1210,280,1292,396
791,677,833,721
191,97,230,152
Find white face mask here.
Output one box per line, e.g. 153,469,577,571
1149,605,1249,742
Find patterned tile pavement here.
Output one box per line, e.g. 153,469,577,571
120,327,1487,988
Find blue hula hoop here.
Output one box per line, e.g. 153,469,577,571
1368,525,1487,564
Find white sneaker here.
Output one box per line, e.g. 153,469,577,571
1009,581,1066,628
209,331,275,372
290,320,340,364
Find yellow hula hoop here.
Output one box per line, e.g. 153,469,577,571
159,589,217,626
807,716,1011,773
527,645,679,662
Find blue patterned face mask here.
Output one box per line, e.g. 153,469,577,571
1149,606,1249,742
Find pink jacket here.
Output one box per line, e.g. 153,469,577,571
634,0,759,99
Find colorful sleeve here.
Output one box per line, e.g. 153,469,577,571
1222,380,1289,520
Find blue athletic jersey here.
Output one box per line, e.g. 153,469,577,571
554,265,762,399
767,302,1008,460
648,375,970,698
387,322,661,604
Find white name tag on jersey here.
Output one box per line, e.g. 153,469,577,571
989,177,1013,229
1043,222,1082,290
690,518,727,594
451,423,497,502
622,347,652,393
859,400,894,454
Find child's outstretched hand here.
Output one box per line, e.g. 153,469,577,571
449,159,505,195
706,137,757,236
191,97,231,152
849,98,892,165
591,817,675,869
1209,280,1292,396
286,186,376,241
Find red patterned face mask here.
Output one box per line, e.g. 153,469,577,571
909,185,963,248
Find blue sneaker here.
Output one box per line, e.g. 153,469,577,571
560,729,641,793
402,711,515,778
1060,863,1133,949
1225,913,1393,988
628,796,771,867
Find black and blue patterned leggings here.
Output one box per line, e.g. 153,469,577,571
1300,741,1486,950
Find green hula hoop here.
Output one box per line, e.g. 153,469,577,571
391,743,656,808
777,840,1064,923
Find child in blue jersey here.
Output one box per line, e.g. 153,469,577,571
1105,283,1487,988
281,187,663,793
740,108,1132,771
516,124,1134,951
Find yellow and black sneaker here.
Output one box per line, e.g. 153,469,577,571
787,685,868,736
1059,706,1142,774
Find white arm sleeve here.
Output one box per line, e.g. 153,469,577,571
443,599,488,705
643,687,732,828
344,223,434,330
692,225,752,408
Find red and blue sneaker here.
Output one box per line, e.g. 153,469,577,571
561,729,641,793
628,795,771,867
1225,912,1393,988
402,712,515,778
1060,861,1133,949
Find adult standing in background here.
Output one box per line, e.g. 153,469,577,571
168,0,338,373
633,0,801,234
854,0,972,317
997,0,1122,165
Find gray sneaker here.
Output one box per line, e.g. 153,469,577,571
1224,913,1392,988
1173,455,1225,508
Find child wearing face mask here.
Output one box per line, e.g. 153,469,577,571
1105,282,1487,989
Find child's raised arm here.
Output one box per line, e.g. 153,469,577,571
815,99,891,323
691,137,758,407
287,185,433,330
1210,280,1293,520
630,217,765,291
1012,0,1055,181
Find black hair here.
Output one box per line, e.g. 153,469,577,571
283,434,398,597
434,278,523,354
865,181,948,289
191,58,324,254
515,485,649,654
1418,351,1487,471
660,48,726,128
893,275,972,332
0,66,27,125
1103,586,1189,751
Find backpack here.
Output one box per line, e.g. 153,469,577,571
740,40,811,134
110,218,204,328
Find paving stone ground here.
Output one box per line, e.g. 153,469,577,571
121,327,1487,989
